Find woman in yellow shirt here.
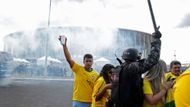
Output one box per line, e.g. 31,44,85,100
91,64,114,107
143,60,174,107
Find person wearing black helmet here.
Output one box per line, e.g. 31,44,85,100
113,31,162,107
121,48,141,61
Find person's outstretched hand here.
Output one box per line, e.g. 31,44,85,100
58,35,67,46
164,80,175,90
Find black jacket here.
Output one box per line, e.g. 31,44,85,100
119,38,161,107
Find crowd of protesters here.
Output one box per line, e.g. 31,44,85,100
59,32,189,107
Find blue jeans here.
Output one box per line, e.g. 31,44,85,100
72,100,91,107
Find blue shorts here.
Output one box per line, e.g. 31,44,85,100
72,100,91,107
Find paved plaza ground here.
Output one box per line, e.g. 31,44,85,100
0,79,73,107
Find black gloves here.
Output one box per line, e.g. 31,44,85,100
152,31,162,39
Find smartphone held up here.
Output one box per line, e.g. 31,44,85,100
59,35,66,45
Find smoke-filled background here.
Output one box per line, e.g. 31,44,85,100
2,26,152,82
4,27,118,57
0,0,190,64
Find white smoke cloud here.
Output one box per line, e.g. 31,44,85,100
48,27,118,55
4,29,41,56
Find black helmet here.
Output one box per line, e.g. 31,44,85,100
122,48,139,61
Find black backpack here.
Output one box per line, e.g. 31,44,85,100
111,65,122,104
111,63,144,107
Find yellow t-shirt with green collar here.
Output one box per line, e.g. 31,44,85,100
72,62,99,102
143,77,165,107
91,77,110,107
165,72,179,107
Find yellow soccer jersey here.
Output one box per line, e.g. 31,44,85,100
165,72,178,107
174,69,190,107
143,78,164,107
165,72,178,81
91,77,110,107
72,62,99,102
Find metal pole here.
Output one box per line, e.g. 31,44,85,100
45,0,52,77
147,0,159,32
48,0,52,27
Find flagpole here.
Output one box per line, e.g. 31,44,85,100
45,0,52,77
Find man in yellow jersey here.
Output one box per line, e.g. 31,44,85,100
59,36,99,107
174,67,190,107
165,60,181,107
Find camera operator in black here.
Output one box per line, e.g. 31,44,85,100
116,31,162,107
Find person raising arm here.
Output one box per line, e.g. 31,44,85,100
59,35,99,107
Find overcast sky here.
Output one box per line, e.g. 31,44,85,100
0,0,190,64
